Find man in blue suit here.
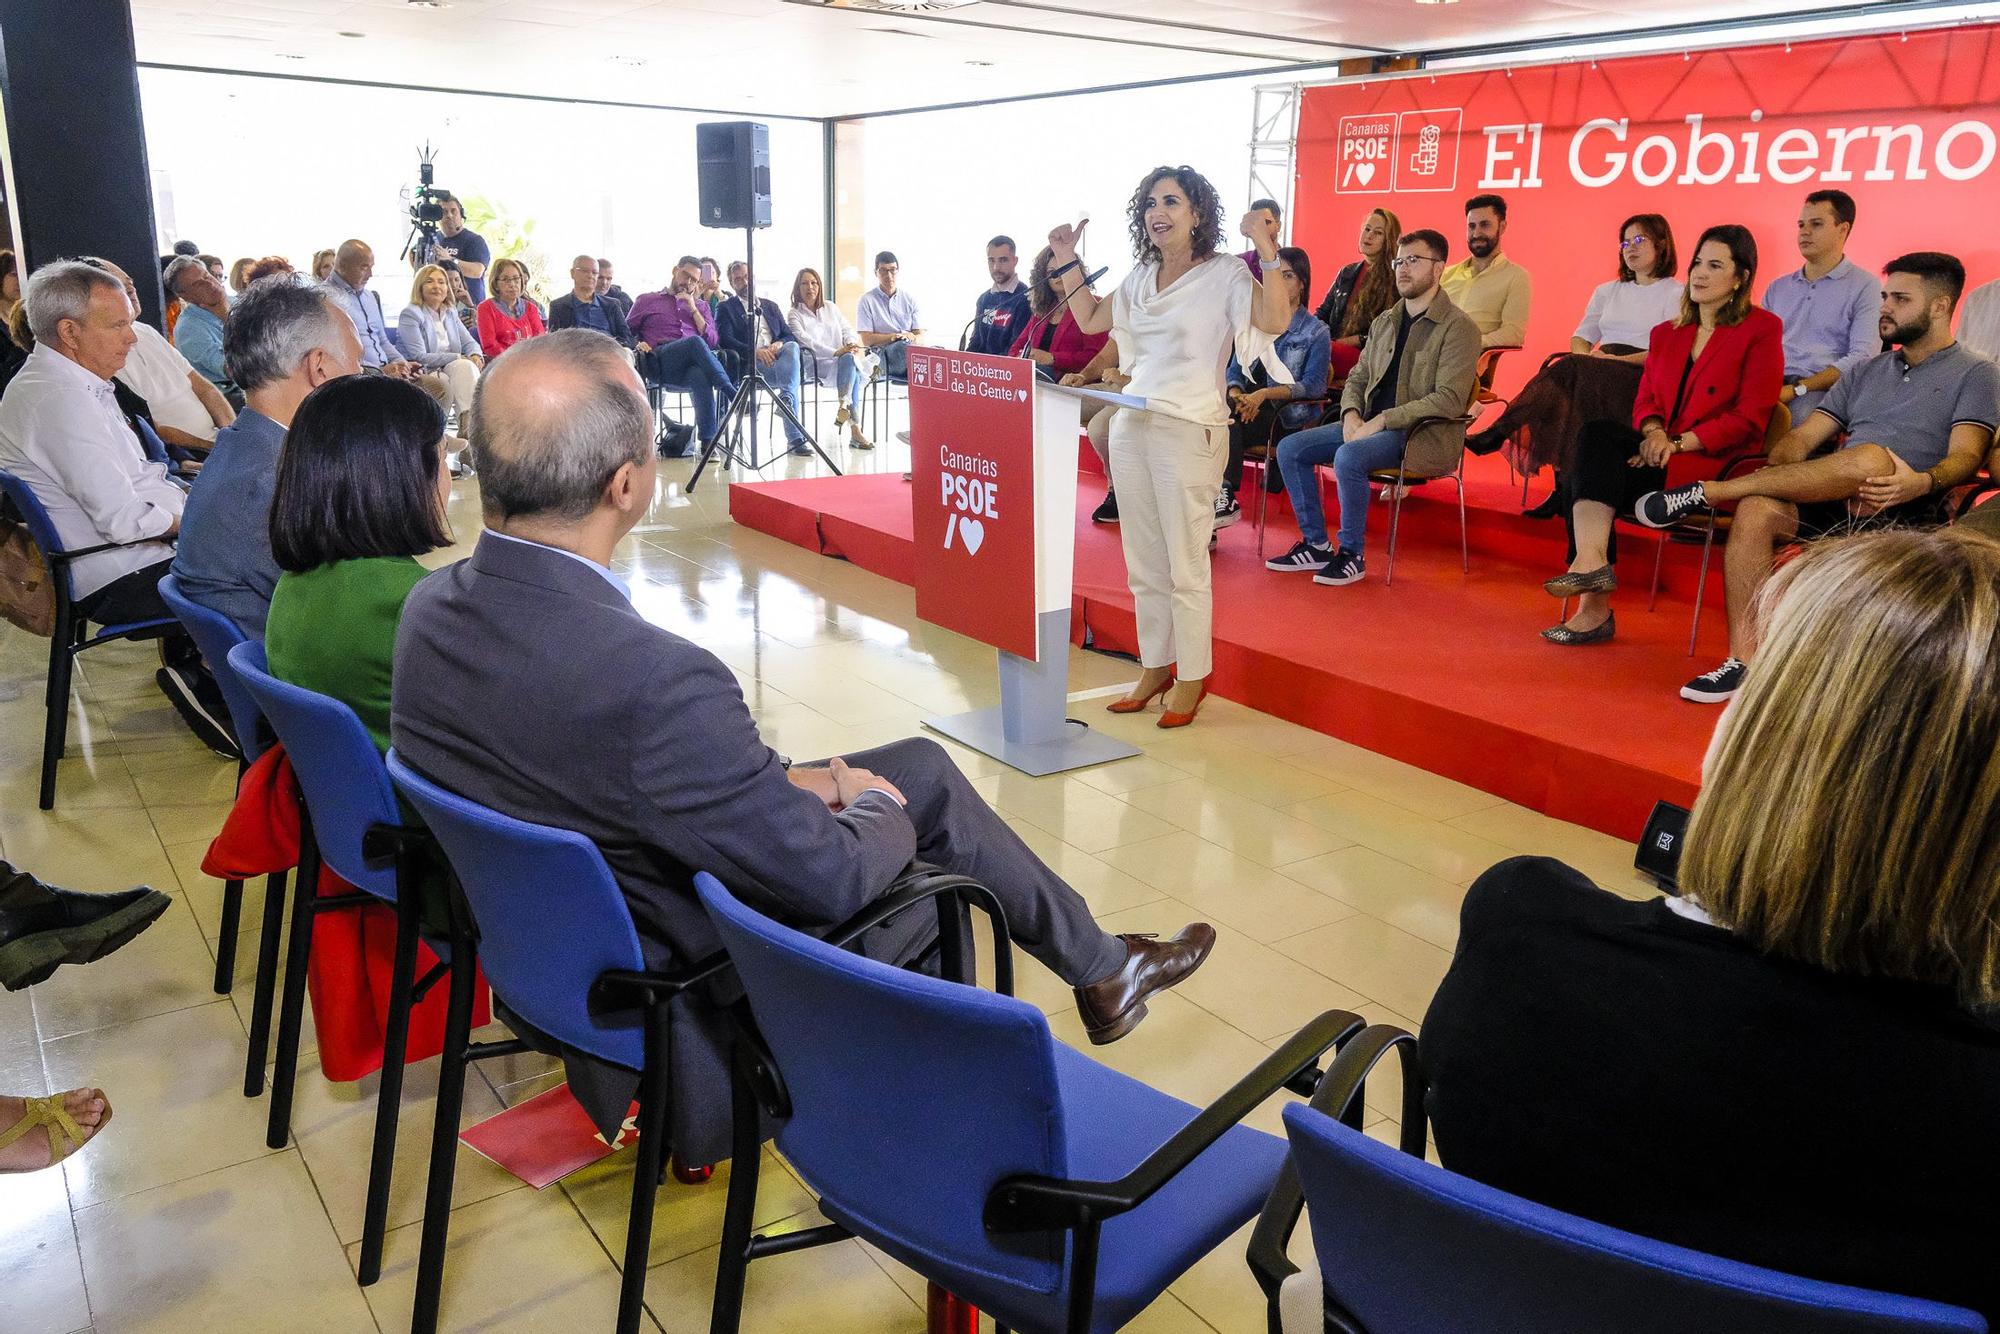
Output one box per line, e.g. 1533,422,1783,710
717,261,809,455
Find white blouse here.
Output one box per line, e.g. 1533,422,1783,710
789,301,861,378
1111,254,1275,427
1574,278,1685,350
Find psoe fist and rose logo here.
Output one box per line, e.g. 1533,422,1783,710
1337,108,1463,193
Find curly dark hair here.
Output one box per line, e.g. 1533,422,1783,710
1126,165,1225,264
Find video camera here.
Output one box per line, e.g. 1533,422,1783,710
402,146,456,268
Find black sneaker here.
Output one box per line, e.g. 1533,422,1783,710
156,665,240,760
1680,657,1746,704
1313,548,1367,586
1267,540,1335,573
1636,484,1711,529
1091,490,1119,524
1213,489,1241,530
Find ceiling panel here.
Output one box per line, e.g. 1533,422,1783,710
128,0,1940,119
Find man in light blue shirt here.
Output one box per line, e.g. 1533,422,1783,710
165,256,233,393
324,239,424,379
1762,190,1881,425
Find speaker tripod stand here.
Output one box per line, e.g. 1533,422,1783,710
686,230,843,492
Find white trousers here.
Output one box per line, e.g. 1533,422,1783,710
434,356,479,418
1108,408,1226,680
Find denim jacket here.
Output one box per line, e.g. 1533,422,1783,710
1229,308,1331,428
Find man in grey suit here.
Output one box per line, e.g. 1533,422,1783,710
391,330,1214,1145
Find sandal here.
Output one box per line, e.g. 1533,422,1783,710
0,1088,111,1172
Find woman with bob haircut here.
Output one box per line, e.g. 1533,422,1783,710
1537,222,1782,644
1421,526,2000,1322
264,375,453,751
787,266,872,450
1043,165,1291,727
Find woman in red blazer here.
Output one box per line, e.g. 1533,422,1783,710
475,257,546,358
1541,224,1784,644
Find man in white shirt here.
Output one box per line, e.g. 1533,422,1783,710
0,261,231,750
1959,278,2000,362
855,250,922,380
90,258,235,448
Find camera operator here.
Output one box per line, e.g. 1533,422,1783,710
424,191,491,304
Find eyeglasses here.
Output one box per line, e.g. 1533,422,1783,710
1619,237,1650,249
1390,255,1441,271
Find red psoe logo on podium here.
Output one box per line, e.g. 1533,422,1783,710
907,349,1040,660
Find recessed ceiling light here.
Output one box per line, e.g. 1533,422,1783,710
338,30,366,38
608,54,648,66
407,0,449,7
275,52,307,59
965,59,992,66
1414,0,1459,5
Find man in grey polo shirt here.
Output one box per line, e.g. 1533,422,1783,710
171,279,363,638
1637,251,2000,703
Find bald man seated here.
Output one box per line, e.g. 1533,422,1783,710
389,330,1215,1138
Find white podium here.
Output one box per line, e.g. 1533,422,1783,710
920,378,1146,776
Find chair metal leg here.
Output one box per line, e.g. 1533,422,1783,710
1454,472,1469,573
39,630,74,810
1649,532,1666,611
1064,1221,1102,1334
1688,522,1719,656
709,1047,765,1334
617,1001,674,1334
357,881,424,1287
213,878,243,994
244,868,288,1098
411,931,479,1334
1384,471,1406,587
267,832,321,1149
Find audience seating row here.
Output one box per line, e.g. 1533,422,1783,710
162,623,1985,1334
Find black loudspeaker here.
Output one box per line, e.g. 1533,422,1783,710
1634,799,1691,894
697,121,771,230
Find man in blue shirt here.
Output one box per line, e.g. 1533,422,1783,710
425,192,492,304
1762,190,1882,425
967,235,1030,356
324,240,430,386
165,257,234,395
549,255,637,348
173,280,365,637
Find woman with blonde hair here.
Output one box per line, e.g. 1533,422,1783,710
311,248,337,283
788,266,872,450
1314,206,1401,379
1421,526,2000,1323
227,256,256,296
399,263,484,428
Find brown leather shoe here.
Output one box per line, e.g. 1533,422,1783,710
1073,924,1217,1045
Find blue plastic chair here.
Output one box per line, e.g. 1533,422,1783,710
155,574,284,1027
1264,1028,1986,1334
0,469,179,810
694,870,1362,1334
227,642,470,1294
386,749,728,1334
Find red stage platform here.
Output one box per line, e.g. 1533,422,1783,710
729,454,1726,841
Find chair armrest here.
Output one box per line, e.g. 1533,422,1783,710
982,1009,1366,1234
590,948,737,1013
823,862,1014,996
1244,1023,1423,1302
52,534,176,565
1947,477,1998,523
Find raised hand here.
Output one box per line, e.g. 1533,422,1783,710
1048,217,1089,263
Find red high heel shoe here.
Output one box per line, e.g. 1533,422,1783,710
1107,676,1175,714
1157,680,1210,729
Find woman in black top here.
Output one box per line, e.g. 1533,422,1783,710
1313,206,1400,382
1423,527,2000,1322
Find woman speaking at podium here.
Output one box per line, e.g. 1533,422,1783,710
1046,167,1290,727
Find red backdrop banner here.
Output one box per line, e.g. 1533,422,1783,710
1293,23,2000,396
907,348,1040,660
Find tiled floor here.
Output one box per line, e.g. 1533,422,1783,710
0,419,1657,1332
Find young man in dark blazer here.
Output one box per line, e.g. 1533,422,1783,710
717,261,809,455
390,330,1214,1148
